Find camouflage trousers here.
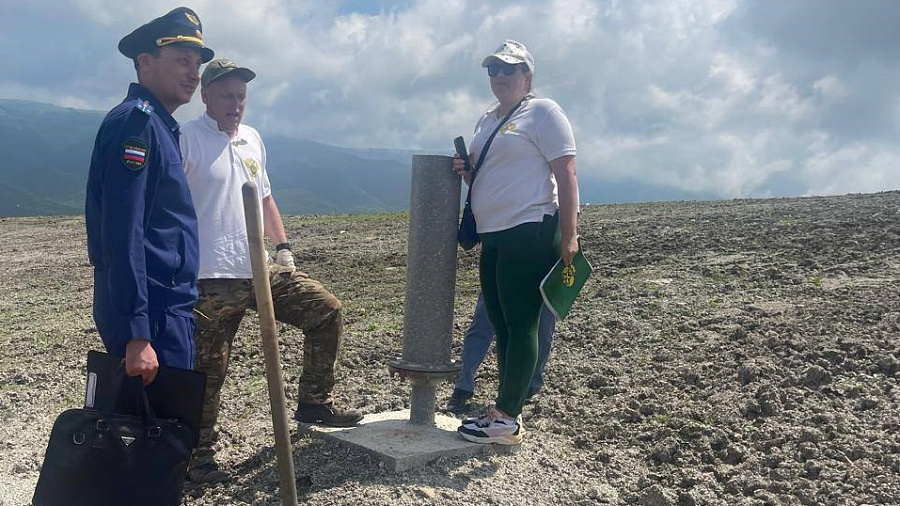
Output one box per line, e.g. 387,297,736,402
192,270,343,457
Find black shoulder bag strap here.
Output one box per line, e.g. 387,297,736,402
463,93,531,206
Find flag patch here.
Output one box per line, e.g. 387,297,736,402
122,138,148,170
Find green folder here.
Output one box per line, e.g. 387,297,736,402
540,245,593,320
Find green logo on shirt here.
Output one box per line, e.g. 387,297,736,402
244,158,259,176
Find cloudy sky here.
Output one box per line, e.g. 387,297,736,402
2,0,899,199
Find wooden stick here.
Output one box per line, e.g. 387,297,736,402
241,181,299,506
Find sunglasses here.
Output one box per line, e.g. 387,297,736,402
487,62,525,78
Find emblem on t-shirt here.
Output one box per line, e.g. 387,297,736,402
500,122,516,134
121,138,149,171
244,158,260,176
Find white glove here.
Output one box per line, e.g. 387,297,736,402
273,248,296,273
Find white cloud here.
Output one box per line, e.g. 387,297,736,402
2,0,899,199
804,142,900,196
812,75,848,101
756,75,813,122
546,0,599,46
708,53,756,95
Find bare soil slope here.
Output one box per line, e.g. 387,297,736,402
1,192,898,506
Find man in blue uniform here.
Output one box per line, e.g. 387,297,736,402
85,7,214,385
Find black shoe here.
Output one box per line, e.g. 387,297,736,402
187,461,229,484
446,388,473,414
295,402,363,427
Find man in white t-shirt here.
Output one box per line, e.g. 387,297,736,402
180,59,362,484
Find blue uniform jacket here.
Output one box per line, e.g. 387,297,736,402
85,83,199,355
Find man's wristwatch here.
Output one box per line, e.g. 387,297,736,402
275,242,292,251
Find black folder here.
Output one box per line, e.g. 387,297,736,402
85,350,207,446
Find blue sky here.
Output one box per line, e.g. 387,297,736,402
2,0,899,199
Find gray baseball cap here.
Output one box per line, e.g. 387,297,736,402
201,58,256,87
481,39,535,73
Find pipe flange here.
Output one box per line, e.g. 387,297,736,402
388,358,460,382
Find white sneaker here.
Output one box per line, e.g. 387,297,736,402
461,405,522,425
458,406,523,445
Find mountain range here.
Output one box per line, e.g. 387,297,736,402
0,99,715,217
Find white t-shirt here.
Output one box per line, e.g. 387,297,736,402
469,97,576,233
180,113,272,279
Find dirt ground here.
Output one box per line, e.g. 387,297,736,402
1,191,899,506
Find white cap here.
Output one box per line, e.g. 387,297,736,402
481,39,535,73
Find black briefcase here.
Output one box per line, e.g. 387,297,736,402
86,350,207,447
32,373,193,506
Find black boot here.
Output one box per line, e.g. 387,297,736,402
187,459,229,485
446,388,473,414
294,402,363,427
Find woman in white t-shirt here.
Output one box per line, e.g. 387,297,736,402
454,40,579,445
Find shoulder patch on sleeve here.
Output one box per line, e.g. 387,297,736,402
134,99,154,115
121,99,153,134
122,137,149,171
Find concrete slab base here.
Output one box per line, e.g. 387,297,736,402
298,410,514,472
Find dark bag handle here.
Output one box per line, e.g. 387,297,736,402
96,364,159,428
463,94,531,208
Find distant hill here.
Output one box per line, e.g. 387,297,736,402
263,137,413,215
0,99,419,217
0,100,102,216
0,99,715,217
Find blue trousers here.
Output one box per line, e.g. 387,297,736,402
454,292,556,394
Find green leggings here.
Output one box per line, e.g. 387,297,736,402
479,212,560,416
